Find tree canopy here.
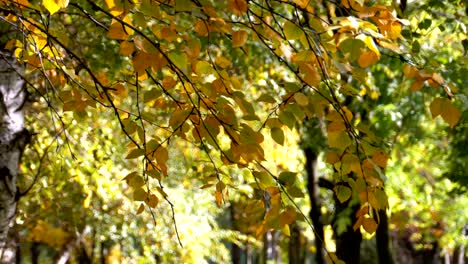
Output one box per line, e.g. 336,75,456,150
0,0,467,263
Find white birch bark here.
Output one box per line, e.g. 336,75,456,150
0,51,28,263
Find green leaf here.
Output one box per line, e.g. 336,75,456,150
126,148,145,159
284,21,303,40
270,127,285,145
175,0,194,12
128,175,145,188
278,171,296,186
334,185,352,203
133,188,147,201
279,110,296,129
252,171,275,188
339,38,364,61
195,61,213,75
328,131,352,151
168,52,188,71
287,186,304,198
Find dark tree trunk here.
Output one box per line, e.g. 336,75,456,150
304,147,326,264
230,204,243,264
377,210,394,264
334,199,362,264
31,242,40,264
288,223,304,264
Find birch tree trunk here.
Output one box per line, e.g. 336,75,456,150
0,51,28,263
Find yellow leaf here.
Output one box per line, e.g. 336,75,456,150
410,79,424,91
194,20,209,36
284,21,303,40
372,150,388,168
293,0,309,8
362,218,378,233
325,152,340,164
162,76,177,90
120,41,134,56
328,131,352,151
430,97,445,118
403,64,418,78
279,207,297,226
229,0,248,16
215,190,223,206
357,34,381,58
136,203,145,214
282,224,291,237
132,52,153,73
299,62,321,87
155,146,169,175
133,188,147,201
441,99,461,128
107,20,129,40
43,0,68,14
215,56,231,68
145,194,159,208
232,30,248,48
294,92,309,106
358,51,379,68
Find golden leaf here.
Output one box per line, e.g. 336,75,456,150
358,51,379,68
43,0,68,14
107,20,129,40
232,30,248,48
136,204,145,214
229,0,248,16
362,218,378,233
120,41,134,56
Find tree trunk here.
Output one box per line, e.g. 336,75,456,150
288,223,304,264
377,210,394,264
304,147,326,264
333,198,362,264
0,51,28,263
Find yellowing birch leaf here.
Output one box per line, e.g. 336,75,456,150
372,150,388,168
136,203,145,214
133,188,147,201
215,56,231,68
168,51,188,71
362,218,377,233
229,0,248,16
293,0,309,8
294,92,309,106
299,62,321,87
232,30,248,48
271,127,285,145
120,41,134,56
43,0,68,14
433,99,462,128
145,194,159,208
403,64,418,78
126,148,145,159
358,51,379,68
328,131,352,151
284,21,303,40
357,34,380,58
108,21,129,40
282,224,290,237
430,97,445,118
215,190,223,206
334,185,352,203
